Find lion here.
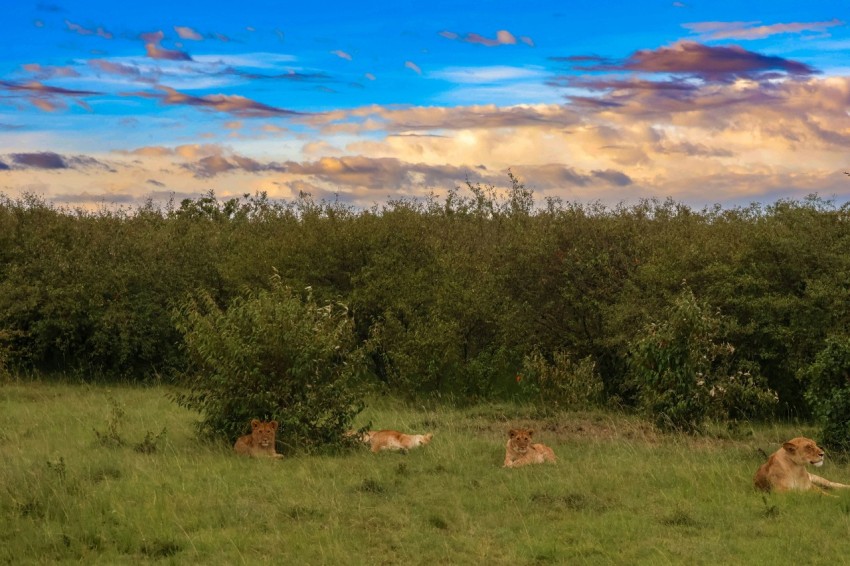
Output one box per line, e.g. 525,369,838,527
233,419,284,459
366,430,433,453
504,428,556,468
753,436,849,493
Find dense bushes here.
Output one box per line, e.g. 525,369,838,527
173,275,367,448
2,185,850,443
629,287,777,432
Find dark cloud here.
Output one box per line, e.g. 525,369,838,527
564,41,817,82
135,86,306,118
513,164,633,188
11,152,67,169
183,154,286,178
6,152,114,171
283,156,486,189
0,80,100,97
146,179,166,187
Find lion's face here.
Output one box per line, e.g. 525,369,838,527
783,437,825,468
251,419,278,449
508,428,534,453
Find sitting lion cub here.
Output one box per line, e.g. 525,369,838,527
366,430,433,453
753,436,849,493
234,419,284,459
504,428,556,468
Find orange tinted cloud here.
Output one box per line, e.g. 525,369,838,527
174,26,203,40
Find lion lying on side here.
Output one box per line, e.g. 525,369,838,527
753,437,849,493
234,419,284,459
365,430,433,453
504,428,556,468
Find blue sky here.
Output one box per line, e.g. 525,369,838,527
1,1,849,208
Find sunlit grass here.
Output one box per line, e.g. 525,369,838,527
3,381,850,564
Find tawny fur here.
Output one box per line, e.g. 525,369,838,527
753,436,849,493
234,419,284,459
344,429,375,444
503,428,556,468
367,430,433,453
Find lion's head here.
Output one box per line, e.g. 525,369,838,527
783,437,825,468
508,428,534,453
250,419,278,449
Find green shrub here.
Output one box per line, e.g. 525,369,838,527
629,286,776,432
172,274,367,449
801,336,850,452
518,350,604,409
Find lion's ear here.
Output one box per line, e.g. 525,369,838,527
270,420,279,431
782,442,796,453
509,429,517,438
251,419,260,429
527,429,535,437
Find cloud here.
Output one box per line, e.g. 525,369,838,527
133,86,306,117
64,20,113,39
10,152,67,169
405,61,422,75
174,26,203,40
284,156,485,189
21,64,80,80
0,81,100,97
145,43,193,61
331,50,352,61
512,163,633,187
183,154,285,177
683,19,844,41
440,29,526,47
572,41,817,82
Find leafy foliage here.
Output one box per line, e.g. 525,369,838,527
173,275,367,448
801,337,850,452
3,184,850,432
518,350,604,409
629,286,776,432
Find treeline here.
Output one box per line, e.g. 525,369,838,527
2,178,850,432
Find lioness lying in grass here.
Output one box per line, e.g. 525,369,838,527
754,437,849,493
234,419,284,459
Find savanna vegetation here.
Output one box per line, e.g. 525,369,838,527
3,382,850,565
2,176,850,444
4,177,850,563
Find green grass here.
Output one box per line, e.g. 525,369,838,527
3,382,850,565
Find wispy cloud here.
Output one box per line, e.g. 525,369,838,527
64,20,113,39
331,50,352,61
439,29,527,47
404,61,422,75
683,19,844,41
135,86,307,117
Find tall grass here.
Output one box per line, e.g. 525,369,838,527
2,382,850,564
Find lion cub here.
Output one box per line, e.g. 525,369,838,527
504,428,556,468
234,419,284,459
366,430,433,453
754,436,849,493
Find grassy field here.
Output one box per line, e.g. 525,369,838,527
3,382,850,565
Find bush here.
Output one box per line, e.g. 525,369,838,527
629,286,776,432
173,275,367,449
518,350,604,409
801,336,850,452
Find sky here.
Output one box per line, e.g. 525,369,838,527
1,0,849,210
